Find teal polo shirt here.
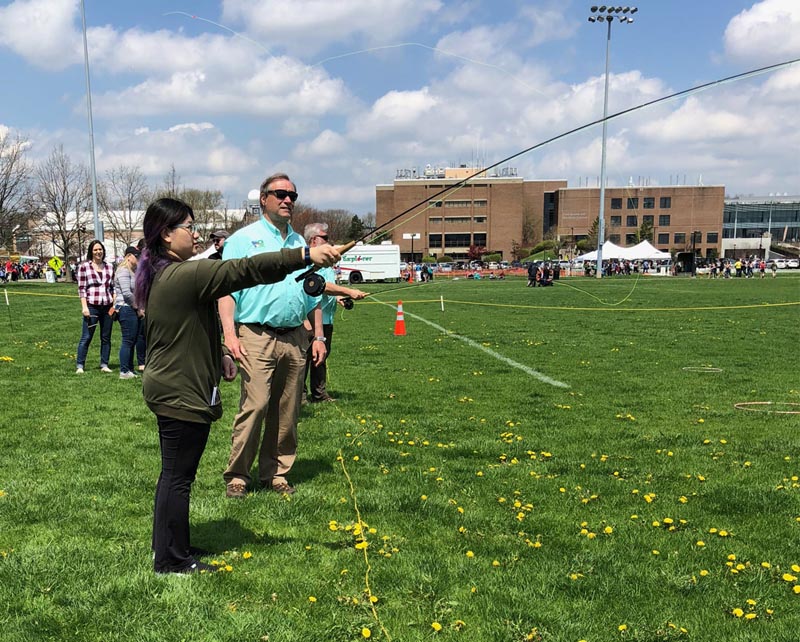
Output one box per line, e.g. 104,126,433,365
319,266,337,324
224,217,320,327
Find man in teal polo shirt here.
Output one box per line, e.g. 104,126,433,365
302,222,367,403
219,173,326,497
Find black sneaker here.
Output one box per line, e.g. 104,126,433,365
177,561,218,574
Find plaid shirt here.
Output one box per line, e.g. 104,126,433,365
77,260,115,306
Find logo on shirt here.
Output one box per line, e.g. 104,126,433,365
251,240,265,249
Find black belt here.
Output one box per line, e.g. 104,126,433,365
247,322,302,335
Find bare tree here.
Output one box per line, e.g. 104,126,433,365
0,131,34,252
98,165,148,248
34,146,91,270
155,164,181,199
180,188,224,238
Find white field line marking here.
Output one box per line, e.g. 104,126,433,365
381,300,569,389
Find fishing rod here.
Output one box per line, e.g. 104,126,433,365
296,56,800,296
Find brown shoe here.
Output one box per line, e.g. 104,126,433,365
226,482,247,499
271,482,296,495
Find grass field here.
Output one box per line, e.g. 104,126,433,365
1,273,799,642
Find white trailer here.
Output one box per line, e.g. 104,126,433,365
338,242,401,284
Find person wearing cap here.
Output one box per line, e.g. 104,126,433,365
209,230,229,260
114,245,145,379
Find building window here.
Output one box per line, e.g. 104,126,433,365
643,215,654,226
625,233,637,245
609,234,621,244
627,197,639,209
643,197,655,209
706,232,719,243
444,200,471,208
474,216,487,224
611,198,622,210
660,196,671,208
428,217,442,224
657,233,669,245
674,233,686,245
430,201,442,207
444,216,471,224
428,234,442,247
444,233,471,246
472,233,487,246
626,215,638,227
473,200,487,207
610,216,622,227
658,214,671,226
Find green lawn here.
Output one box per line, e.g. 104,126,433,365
1,273,799,642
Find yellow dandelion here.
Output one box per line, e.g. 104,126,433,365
466,550,474,558
604,526,614,534
492,560,501,567
782,573,797,582
761,561,771,569
744,613,757,620
618,624,628,631
431,621,442,632
746,599,757,606
224,565,233,572
355,541,368,550
699,569,709,576
793,585,800,594
308,596,317,603
696,540,705,547
242,551,252,559
792,564,800,573
361,627,371,638
652,550,660,556
421,495,428,501
732,608,744,618
369,595,378,603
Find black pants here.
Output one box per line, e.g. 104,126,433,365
305,323,334,401
152,415,210,573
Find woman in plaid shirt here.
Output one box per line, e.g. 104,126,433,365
76,240,115,374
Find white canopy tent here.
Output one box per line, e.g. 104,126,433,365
575,240,671,262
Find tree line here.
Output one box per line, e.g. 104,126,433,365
0,132,374,266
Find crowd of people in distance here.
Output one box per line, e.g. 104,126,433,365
704,257,775,278
1,259,47,282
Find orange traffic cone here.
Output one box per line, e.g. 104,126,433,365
394,301,406,336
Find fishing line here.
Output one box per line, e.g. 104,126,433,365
312,42,549,98
553,272,642,306
164,11,276,58
358,56,800,247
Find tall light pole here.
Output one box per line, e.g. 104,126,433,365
588,5,637,278
80,0,102,243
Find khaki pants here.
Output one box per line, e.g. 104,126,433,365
223,324,310,488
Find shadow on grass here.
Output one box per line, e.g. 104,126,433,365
291,456,334,485
192,518,291,552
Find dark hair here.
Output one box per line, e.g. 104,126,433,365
134,198,194,308
85,240,106,262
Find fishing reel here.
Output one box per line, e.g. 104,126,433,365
302,272,327,297
340,296,354,310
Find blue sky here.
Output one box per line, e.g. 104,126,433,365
1,0,799,215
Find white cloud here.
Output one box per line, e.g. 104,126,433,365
519,5,579,47
293,129,347,158
0,0,81,69
724,0,800,64
222,0,443,56
350,88,439,141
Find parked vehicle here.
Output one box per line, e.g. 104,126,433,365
773,258,788,269
487,262,499,270
787,258,799,269
438,262,453,272
339,242,401,283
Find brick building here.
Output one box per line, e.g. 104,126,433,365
376,166,726,260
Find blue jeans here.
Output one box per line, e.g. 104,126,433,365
76,304,113,368
118,305,141,374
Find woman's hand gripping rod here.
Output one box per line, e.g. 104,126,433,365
297,241,356,296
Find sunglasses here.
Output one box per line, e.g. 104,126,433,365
267,189,299,202
315,235,329,241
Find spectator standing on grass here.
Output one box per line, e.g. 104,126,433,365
302,222,366,403
771,261,777,278
220,173,327,499
134,197,340,574
114,246,145,380
75,240,115,375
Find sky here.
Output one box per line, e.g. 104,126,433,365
1,0,799,215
